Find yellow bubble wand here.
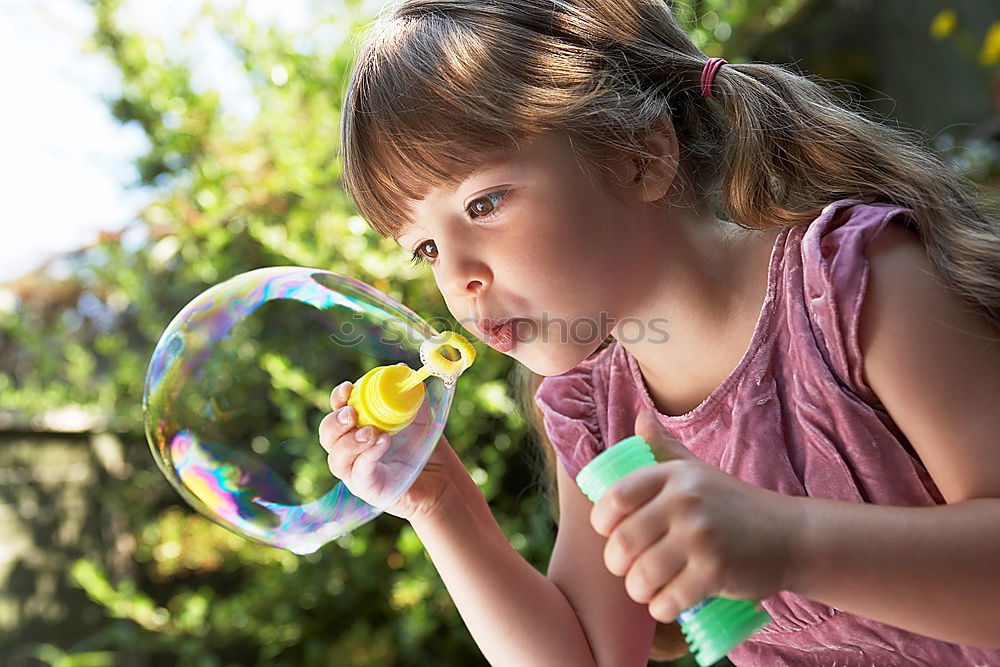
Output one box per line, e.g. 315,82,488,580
347,331,477,434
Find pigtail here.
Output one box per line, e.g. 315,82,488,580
708,61,1000,325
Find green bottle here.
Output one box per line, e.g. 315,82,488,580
576,435,771,667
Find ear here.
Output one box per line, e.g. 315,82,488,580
629,118,679,204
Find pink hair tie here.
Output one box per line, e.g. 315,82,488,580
700,57,727,98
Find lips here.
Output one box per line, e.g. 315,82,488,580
478,318,511,336
477,317,518,353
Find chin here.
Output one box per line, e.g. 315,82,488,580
514,340,605,377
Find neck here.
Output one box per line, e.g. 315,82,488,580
611,197,782,416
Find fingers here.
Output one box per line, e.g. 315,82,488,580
318,404,357,453
327,426,390,478
318,390,393,483
603,503,669,577
647,565,718,624
622,536,685,605
591,466,666,537
601,506,717,622
351,430,393,481
329,380,353,411
634,407,694,462
616,534,719,625
612,526,720,624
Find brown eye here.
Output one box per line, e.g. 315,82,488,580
466,190,507,219
417,240,438,261
469,198,494,217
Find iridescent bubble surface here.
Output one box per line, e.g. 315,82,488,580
143,267,455,555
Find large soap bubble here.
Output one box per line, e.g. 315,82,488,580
143,266,469,555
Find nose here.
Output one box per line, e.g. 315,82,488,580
440,254,491,299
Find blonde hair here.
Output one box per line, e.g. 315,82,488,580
341,0,1000,659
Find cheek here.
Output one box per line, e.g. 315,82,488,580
513,216,622,313
521,207,602,272
559,190,622,248
433,285,465,325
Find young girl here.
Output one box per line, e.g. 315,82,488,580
318,1,1000,664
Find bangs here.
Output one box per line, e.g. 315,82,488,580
341,6,597,238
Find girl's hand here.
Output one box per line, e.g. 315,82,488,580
318,380,460,523
589,408,803,624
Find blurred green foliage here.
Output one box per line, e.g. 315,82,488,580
0,1,996,665
1,0,558,663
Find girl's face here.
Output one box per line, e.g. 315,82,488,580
397,131,657,377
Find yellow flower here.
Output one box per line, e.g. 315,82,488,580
930,9,957,40
981,21,1000,66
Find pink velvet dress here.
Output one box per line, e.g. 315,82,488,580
535,200,1000,666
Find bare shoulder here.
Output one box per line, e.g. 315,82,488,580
859,218,1000,502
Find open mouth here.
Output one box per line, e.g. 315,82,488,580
480,318,517,353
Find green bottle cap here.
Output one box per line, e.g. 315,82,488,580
576,435,657,502
575,435,771,666
679,597,772,666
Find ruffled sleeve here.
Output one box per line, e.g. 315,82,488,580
800,200,918,407
533,362,605,481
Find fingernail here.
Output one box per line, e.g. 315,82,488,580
337,381,352,395
355,426,373,442
375,433,390,448
337,407,352,425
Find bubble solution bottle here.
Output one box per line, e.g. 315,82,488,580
576,435,771,667
347,330,476,434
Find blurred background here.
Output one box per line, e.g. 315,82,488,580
1,0,998,665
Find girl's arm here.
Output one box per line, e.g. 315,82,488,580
787,496,1000,647
547,461,659,664
322,385,651,664
592,412,1000,650
789,221,1000,647
592,222,1000,648
411,442,655,667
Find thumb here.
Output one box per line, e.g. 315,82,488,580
634,406,693,462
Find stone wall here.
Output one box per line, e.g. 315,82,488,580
0,432,134,665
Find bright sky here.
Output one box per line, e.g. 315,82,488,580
0,0,371,284
0,0,148,282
